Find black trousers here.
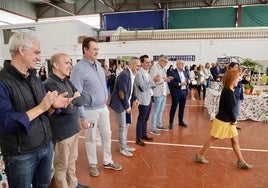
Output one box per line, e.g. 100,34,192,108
169,90,187,127
197,84,206,98
136,101,152,140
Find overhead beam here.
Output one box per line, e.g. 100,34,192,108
76,0,92,14
211,0,220,6
0,0,36,20
37,6,53,18
114,0,128,12
98,0,114,11
40,0,75,16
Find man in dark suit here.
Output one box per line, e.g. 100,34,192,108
168,60,189,129
210,62,223,81
110,57,140,157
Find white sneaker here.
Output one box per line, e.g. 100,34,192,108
89,164,100,177
156,126,169,131
150,129,161,136
120,149,133,157
127,146,136,152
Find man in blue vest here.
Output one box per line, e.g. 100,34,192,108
0,32,69,188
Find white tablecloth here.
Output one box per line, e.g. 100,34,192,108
204,88,268,122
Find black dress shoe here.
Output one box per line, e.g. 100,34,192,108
136,139,145,146
142,136,153,141
169,123,173,129
179,122,188,127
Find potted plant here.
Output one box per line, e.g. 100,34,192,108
244,84,254,95
241,58,263,74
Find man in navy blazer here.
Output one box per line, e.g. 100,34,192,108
168,60,189,129
210,62,223,81
110,57,140,157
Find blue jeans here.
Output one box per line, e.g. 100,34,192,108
151,95,166,130
234,99,241,120
3,141,53,188
206,78,211,88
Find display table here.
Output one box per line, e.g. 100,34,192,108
204,88,268,122
0,153,8,187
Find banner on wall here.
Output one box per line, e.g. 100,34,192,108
217,57,231,64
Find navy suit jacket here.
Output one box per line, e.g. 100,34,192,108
210,66,222,81
110,68,136,113
168,69,189,96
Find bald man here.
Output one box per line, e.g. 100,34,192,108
168,60,189,129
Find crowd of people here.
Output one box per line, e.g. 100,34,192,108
0,32,252,188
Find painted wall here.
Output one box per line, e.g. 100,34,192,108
36,20,96,64
98,38,268,71
1,23,268,73
0,20,96,67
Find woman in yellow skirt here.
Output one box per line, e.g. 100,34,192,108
194,70,252,169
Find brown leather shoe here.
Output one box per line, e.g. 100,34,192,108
136,139,145,146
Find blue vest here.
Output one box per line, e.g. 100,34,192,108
0,64,51,155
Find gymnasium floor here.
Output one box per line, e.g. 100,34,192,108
50,95,268,188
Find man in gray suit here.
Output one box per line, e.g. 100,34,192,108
134,55,160,146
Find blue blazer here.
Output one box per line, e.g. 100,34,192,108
210,66,222,81
110,69,136,113
168,69,189,96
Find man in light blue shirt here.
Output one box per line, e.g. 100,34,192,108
70,37,122,177
149,55,173,136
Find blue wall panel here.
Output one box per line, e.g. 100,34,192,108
103,10,164,30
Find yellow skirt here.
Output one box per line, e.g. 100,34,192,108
210,118,238,139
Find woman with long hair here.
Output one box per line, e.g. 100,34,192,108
38,66,47,81
194,70,252,169
189,64,198,100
